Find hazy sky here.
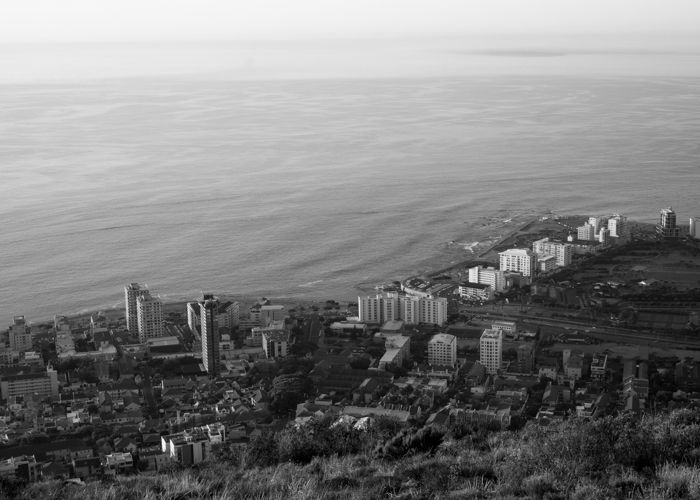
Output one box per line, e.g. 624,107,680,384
1,0,699,43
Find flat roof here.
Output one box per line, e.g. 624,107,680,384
429,333,456,344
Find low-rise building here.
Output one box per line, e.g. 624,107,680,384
0,367,59,401
458,282,493,301
161,430,211,466
103,452,133,475
0,455,40,482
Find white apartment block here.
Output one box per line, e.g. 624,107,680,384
468,266,505,292
588,216,604,233
607,215,625,238
418,297,448,326
358,294,399,324
480,329,503,375
577,223,595,241
598,227,610,245
499,249,537,277
532,238,572,267
136,291,164,342
428,333,457,367
360,293,447,326
399,295,420,324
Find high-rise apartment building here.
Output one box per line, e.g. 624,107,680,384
690,217,698,239
136,291,163,342
358,294,398,324
607,215,625,238
124,283,145,335
200,298,220,377
428,333,457,367
499,249,537,277
9,316,32,352
657,207,680,239
532,238,573,267
598,227,610,245
588,216,604,234
479,329,503,374
359,293,448,326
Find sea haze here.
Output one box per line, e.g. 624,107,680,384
1,38,700,325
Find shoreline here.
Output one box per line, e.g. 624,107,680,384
18,212,660,329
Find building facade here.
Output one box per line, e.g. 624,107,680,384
480,329,503,374
532,238,573,267
0,367,59,401
657,207,680,239
200,298,220,376
262,329,290,359
136,291,163,342
124,283,145,336
577,223,596,241
468,266,505,292
499,249,537,277
9,316,32,352
428,333,457,367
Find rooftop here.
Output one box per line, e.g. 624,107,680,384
429,333,456,345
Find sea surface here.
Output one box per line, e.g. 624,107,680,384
1,38,700,325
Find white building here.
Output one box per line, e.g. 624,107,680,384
532,238,573,267
577,223,596,241
428,333,457,367
358,294,399,324
657,207,680,239
598,227,610,245
136,291,164,342
398,295,420,324
418,297,448,326
499,249,537,278
262,329,289,359
607,215,625,238
359,293,446,326
467,266,505,292
588,216,604,233
480,329,503,374
690,217,697,239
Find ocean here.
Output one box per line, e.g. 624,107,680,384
1,38,700,326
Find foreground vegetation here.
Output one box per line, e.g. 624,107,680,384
7,409,700,499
